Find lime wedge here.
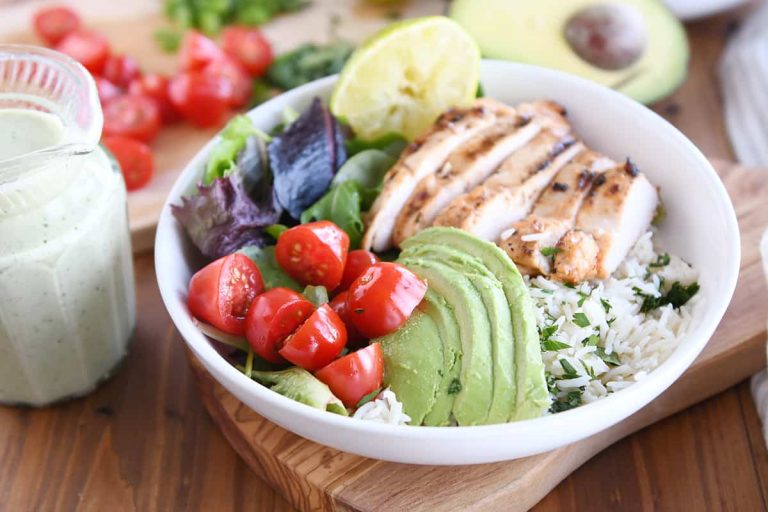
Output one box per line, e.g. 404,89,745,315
330,16,481,141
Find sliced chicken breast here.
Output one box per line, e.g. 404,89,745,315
552,229,600,284
498,149,615,275
433,134,583,241
392,101,570,246
572,160,659,278
361,98,516,252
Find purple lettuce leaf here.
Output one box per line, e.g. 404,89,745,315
171,171,281,260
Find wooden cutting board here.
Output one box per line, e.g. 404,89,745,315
0,0,446,252
186,160,768,511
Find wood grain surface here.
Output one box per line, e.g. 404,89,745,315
0,2,767,512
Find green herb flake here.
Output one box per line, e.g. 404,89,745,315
550,390,583,413
540,246,563,257
577,289,592,307
542,340,571,351
600,298,612,314
355,388,381,409
649,253,671,268
559,359,580,379
596,347,621,366
582,334,600,347
572,312,591,328
448,378,462,395
635,281,699,312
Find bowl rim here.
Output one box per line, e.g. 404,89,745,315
155,60,740,455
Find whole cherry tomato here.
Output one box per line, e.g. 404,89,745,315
245,288,315,364
101,54,141,89
94,76,121,105
168,70,233,128
203,56,251,108
128,73,180,124
33,6,81,46
55,30,110,74
102,136,154,191
221,26,273,77
316,344,384,408
347,262,427,339
275,221,350,290
329,291,365,348
278,304,347,371
339,249,380,291
187,253,264,335
180,31,225,71
102,94,161,143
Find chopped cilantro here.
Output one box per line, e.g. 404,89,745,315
649,253,671,268
577,289,592,307
448,378,462,395
600,298,612,313
540,246,562,257
559,359,580,379
582,334,600,346
635,281,700,312
596,347,621,366
572,312,591,328
355,388,381,408
550,390,583,413
542,340,571,351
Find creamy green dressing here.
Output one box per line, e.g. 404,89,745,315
0,108,135,406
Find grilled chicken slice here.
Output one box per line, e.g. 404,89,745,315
392,101,570,246
433,134,583,241
572,160,659,278
361,98,516,252
498,149,615,275
552,229,600,283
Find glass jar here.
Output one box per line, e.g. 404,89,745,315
0,45,136,406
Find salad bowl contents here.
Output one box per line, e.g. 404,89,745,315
156,17,739,463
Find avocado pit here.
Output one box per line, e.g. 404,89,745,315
564,3,647,70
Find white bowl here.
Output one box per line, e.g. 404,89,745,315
156,60,740,465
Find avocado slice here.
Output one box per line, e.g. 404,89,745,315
401,244,516,425
377,308,443,425
450,0,688,104
403,227,550,421
251,368,348,416
421,289,462,426
398,257,493,426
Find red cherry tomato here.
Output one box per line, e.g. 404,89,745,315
33,6,81,46
102,136,154,191
55,30,110,74
275,221,350,290
102,94,161,143
221,26,273,77
101,54,141,89
278,304,347,371
339,250,380,291
204,56,251,108
329,291,365,348
168,70,233,128
180,30,225,71
245,288,315,364
347,262,427,339
316,344,384,408
94,76,121,105
128,73,180,124
187,253,264,335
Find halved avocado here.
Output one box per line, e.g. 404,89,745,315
401,244,516,425
450,0,689,104
404,227,549,421
398,257,493,426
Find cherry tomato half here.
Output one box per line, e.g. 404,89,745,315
221,26,273,77
204,56,251,108
188,253,264,335
168,70,233,128
128,73,180,124
55,30,110,74
316,343,384,408
275,221,350,290
102,94,161,143
278,304,347,371
103,136,154,191
33,6,81,46
330,291,365,348
339,250,380,291
347,262,427,339
244,288,315,364
94,76,121,105
180,30,225,71
101,54,141,89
